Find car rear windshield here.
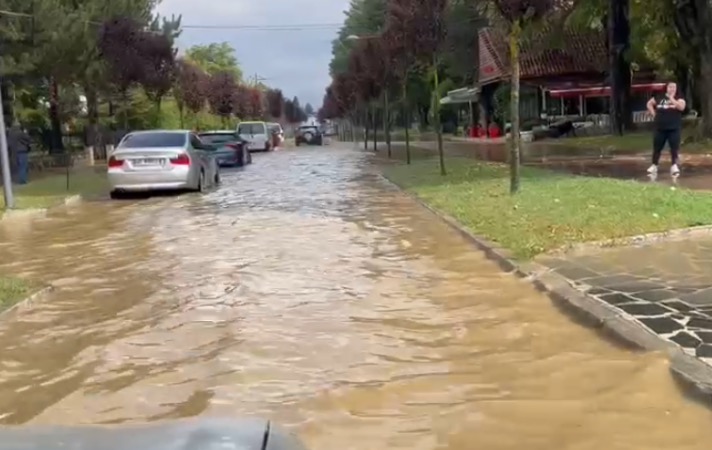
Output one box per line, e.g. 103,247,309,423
237,123,266,135
119,132,186,148
268,124,282,132
199,133,237,145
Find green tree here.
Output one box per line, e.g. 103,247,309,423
18,0,156,148
442,0,486,86
490,0,570,193
185,43,242,80
329,0,387,76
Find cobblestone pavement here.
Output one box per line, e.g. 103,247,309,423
538,238,712,365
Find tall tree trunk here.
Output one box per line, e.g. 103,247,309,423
608,0,632,135
671,0,709,134
122,89,130,131
403,81,411,165
691,55,702,114
698,54,712,136
155,97,163,128
383,91,391,158
372,104,377,152
363,107,369,149
509,20,522,194
48,77,64,154
177,103,185,128
433,56,445,176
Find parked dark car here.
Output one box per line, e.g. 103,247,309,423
198,131,252,167
295,125,323,146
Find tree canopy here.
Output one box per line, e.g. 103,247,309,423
185,42,243,80
0,1,303,154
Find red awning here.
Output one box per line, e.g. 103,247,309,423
548,83,666,98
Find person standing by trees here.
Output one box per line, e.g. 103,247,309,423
7,122,31,185
646,82,686,176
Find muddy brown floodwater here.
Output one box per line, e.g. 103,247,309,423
0,144,711,449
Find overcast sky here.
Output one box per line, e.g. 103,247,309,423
155,0,348,109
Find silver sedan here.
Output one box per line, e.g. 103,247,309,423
107,130,220,199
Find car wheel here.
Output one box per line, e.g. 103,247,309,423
197,170,206,193
236,149,244,167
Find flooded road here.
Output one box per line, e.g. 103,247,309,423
0,144,711,449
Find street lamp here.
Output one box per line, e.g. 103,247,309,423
345,34,378,41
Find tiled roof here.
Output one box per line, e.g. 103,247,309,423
478,26,607,84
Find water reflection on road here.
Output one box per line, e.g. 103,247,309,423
0,144,710,449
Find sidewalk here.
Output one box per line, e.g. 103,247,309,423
538,238,712,364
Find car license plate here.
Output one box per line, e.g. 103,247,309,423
134,158,162,166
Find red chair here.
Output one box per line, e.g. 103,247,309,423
488,123,502,138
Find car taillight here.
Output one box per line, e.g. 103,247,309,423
225,143,240,150
170,153,190,165
107,156,123,168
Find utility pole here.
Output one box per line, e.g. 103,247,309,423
250,73,267,86
0,80,13,209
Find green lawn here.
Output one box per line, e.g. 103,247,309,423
0,277,36,311
384,158,712,259
4,167,108,211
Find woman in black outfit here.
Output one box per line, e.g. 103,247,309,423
646,82,686,176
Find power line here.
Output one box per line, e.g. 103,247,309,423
181,23,342,30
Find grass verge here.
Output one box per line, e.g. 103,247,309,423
4,167,107,211
0,277,36,311
383,157,712,259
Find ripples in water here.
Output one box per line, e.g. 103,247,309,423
0,146,709,449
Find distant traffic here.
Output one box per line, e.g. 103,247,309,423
106,122,328,199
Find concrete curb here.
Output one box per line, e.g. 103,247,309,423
0,194,84,224
380,173,712,401
1,284,55,317
548,224,712,257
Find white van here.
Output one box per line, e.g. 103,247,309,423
236,121,272,152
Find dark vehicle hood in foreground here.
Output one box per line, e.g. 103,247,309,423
0,417,308,450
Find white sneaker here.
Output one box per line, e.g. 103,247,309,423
647,164,658,174
671,164,680,176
